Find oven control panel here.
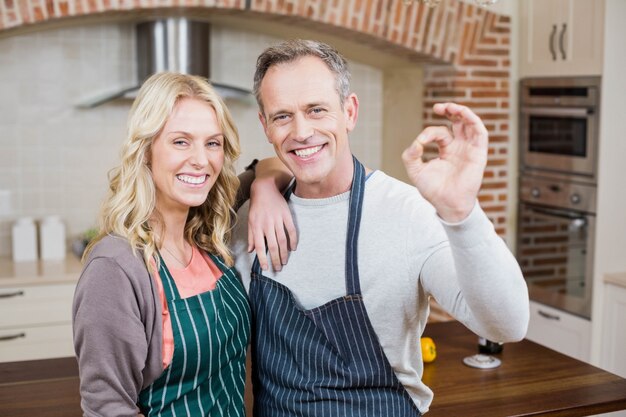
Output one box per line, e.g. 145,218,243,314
519,176,596,213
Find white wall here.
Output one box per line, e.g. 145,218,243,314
0,24,134,256
590,0,626,365
0,23,383,258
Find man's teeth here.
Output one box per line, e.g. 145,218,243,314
177,175,206,184
294,145,322,158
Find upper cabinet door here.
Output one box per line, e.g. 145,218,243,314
520,0,605,77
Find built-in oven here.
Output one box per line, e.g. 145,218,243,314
517,77,601,320
517,176,595,319
520,77,601,182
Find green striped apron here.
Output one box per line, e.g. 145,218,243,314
138,252,251,417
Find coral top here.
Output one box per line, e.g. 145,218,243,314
151,245,223,368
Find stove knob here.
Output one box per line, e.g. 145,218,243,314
531,188,540,198
570,193,581,205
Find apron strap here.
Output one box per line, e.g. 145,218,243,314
251,157,366,297
156,251,182,301
345,156,365,296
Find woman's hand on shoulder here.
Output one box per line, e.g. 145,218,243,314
247,158,297,271
248,177,297,271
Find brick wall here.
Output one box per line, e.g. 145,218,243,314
0,0,511,236
421,2,512,235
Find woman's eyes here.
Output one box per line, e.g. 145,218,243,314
206,140,222,147
171,138,222,147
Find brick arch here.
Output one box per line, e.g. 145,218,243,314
0,1,506,66
0,0,511,235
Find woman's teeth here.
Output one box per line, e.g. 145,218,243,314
294,145,322,158
177,174,206,185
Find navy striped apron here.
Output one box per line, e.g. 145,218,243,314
249,157,421,417
138,252,251,417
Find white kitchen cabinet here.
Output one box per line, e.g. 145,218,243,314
525,300,591,362
601,280,626,378
0,283,76,362
0,257,80,363
520,0,605,77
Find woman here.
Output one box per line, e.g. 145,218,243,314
73,72,291,417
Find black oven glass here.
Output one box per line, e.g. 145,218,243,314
528,116,587,157
517,204,590,317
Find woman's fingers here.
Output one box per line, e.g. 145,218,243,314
283,211,298,252
248,221,269,270
248,212,297,271
265,223,284,272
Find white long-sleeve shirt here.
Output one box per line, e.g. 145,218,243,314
232,170,529,413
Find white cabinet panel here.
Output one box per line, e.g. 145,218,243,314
0,283,75,328
520,0,604,77
0,282,76,362
0,323,74,363
526,300,591,362
601,283,626,378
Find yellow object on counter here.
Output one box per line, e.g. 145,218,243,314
421,337,437,363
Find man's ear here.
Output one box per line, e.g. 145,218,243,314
344,93,359,132
258,111,272,143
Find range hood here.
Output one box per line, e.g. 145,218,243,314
77,18,252,108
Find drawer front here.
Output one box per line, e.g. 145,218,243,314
0,323,74,363
0,283,75,328
526,300,591,362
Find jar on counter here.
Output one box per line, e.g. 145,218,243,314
12,217,38,262
39,216,66,261
478,336,503,354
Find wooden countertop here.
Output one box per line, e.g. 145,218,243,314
423,321,626,416
0,254,82,288
2,321,626,416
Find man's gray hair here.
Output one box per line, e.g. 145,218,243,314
253,39,351,114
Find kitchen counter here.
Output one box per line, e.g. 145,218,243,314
0,255,82,288
2,321,626,416
423,321,626,416
605,272,626,289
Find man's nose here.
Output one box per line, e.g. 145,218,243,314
292,113,313,141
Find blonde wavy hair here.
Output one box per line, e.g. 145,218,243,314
85,72,241,267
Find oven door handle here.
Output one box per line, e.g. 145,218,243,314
527,206,587,222
521,107,590,117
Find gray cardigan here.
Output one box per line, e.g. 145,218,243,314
73,235,163,417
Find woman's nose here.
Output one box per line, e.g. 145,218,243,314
189,143,209,168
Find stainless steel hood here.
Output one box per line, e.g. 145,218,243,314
76,18,252,108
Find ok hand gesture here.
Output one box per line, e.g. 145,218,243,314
402,103,488,223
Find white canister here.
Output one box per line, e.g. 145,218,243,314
12,217,38,262
40,216,66,260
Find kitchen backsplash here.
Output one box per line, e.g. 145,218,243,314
0,23,383,258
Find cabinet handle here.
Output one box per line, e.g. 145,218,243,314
549,24,557,61
538,310,561,321
559,23,567,60
0,332,26,342
0,290,24,299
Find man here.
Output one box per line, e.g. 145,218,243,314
232,39,529,416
